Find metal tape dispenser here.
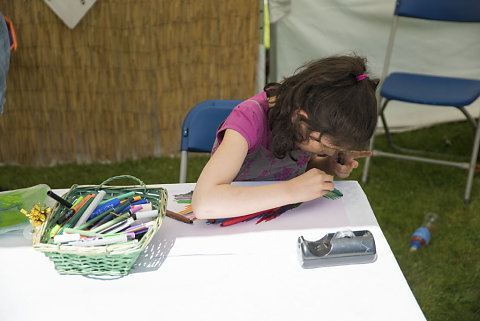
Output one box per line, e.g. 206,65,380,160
297,230,377,268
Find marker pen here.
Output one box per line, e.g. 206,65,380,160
97,204,143,234
98,191,134,205
66,233,135,247
63,227,100,237
49,224,62,238
103,217,135,235
88,197,120,220
53,194,95,237
71,196,84,207
131,203,152,212
91,215,128,233
132,228,150,239
131,199,148,206
74,190,107,228
56,208,76,226
124,220,155,233
89,200,132,230
131,209,158,221
47,190,73,208
63,194,95,229
51,195,84,230
79,208,114,230
54,233,81,243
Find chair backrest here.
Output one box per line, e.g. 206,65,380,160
180,100,243,153
394,0,480,22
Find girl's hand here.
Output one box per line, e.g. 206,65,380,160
288,168,335,202
332,150,372,178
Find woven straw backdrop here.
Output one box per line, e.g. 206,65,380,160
0,0,258,165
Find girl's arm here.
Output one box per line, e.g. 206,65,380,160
192,129,335,219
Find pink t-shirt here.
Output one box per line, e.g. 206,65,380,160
212,91,311,181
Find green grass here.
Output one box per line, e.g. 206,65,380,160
1,121,479,320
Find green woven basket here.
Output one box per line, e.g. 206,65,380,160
33,175,167,276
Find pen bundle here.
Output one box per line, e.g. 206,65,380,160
33,175,167,276
211,188,343,227
211,202,303,226
172,191,195,221
48,191,160,247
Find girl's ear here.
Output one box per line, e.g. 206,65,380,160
291,109,308,123
267,96,276,108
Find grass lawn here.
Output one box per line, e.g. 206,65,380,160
1,121,479,320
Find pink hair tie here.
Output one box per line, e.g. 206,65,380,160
356,73,367,81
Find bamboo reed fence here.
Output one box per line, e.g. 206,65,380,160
0,0,258,165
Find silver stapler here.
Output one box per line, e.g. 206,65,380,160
297,230,377,268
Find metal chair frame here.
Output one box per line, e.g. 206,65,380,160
179,100,242,183
361,2,480,203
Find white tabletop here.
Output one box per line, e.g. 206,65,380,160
0,181,426,321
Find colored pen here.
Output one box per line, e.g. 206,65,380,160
54,194,95,236
91,215,128,233
63,227,101,237
74,190,107,228
220,208,276,227
124,220,155,233
98,191,134,205
80,208,114,229
47,190,73,208
132,228,150,240
87,197,120,221
98,207,147,234
54,233,81,243
65,233,135,247
63,194,96,229
132,209,158,221
131,199,148,205
103,217,134,235
89,200,132,230
131,203,152,212
56,208,76,225
166,209,193,224
71,196,84,207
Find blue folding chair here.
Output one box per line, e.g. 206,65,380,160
179,100,243,183
361,0,480,203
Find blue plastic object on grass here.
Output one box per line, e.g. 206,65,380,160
410,212,439,251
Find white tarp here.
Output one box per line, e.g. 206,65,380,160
269,0,480,130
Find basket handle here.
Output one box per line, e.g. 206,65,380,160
98,175,147,193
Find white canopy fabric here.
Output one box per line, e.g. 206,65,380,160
268,0,480,131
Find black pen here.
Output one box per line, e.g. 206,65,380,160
47,190,74,208
337,152,345,165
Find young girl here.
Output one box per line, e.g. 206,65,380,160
192,55,378,219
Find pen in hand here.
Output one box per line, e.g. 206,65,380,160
337,152,345,165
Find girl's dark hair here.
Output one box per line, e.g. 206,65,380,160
265,54,379,159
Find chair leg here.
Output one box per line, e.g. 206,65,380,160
464,115,480,203
378,99,395,148
179,150,188,183
455,106,477,133
361,133,376,184
380,99,430,155
361,99,387,184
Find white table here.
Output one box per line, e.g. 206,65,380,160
0,181,426,321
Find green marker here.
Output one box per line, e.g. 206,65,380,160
63,228,101,237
